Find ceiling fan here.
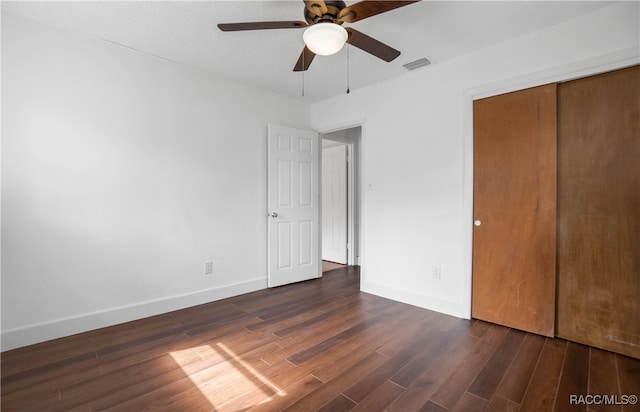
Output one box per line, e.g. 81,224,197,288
218,0,420,72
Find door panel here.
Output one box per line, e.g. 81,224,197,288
322,144,348,264
268,125,320,287
556,66,640,358
472,84,557,337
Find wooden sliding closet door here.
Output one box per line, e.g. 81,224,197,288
556,66,640,359
472,84,557,337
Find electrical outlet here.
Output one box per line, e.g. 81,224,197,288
432,266,441,280
204,261,213,275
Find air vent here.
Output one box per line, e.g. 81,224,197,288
403,57,431,71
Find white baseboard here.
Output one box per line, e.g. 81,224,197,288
361,280,468,320
1,277,268,351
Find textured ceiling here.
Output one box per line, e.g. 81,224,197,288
2,1,614,102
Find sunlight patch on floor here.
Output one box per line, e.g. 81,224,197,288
169,343,287,408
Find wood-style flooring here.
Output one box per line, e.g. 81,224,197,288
2,267,639,411
322,260,347,273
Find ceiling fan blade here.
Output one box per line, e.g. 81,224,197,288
338,0,420,23
218,21,307,31
346,28,400,62
304,0,328,17
293,46,316,71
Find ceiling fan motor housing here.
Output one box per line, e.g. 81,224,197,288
304,0,347,25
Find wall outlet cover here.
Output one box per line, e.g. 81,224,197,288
204,261,213,275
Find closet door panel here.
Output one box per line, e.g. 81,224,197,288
557,66,640,359
472,84,557,337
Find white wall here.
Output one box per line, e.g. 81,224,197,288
1,12,310,350
310,2,640,319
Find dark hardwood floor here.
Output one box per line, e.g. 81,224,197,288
322,260,347,273
2,267,639,411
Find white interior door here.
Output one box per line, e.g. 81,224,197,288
322,144,348,264
268,124,320,287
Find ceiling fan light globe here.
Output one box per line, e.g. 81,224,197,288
303,23,347,56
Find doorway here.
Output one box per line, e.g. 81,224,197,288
321,126,361,270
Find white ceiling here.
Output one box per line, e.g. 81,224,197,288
2,1,615,102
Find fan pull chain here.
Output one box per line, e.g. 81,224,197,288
346,44,350,94
301,53,305,98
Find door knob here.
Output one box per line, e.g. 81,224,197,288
474,220,481,226
271,212,279,218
